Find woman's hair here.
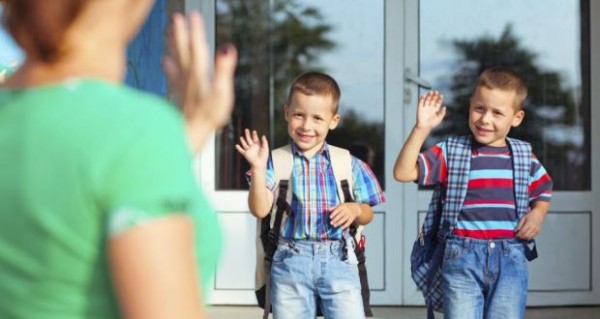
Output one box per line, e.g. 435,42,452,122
1,0,87,62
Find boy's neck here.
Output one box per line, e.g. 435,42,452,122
292,141,326,159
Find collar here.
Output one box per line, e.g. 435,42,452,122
290,141,331,161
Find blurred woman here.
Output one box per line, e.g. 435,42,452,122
0,0,237,318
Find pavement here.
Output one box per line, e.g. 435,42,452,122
207,305,600,319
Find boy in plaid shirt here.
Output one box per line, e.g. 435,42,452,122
394,67,552,319
236,71,385,319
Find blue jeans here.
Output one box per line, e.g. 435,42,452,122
441,236,528,319
271,236,364,319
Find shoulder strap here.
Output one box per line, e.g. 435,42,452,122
506,137,532,220
442,135,472,233
328,145,365,239
328,145,354,203
270,145,294,224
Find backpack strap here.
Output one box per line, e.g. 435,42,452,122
506,137,532,220
328,145,354,202
328,145,364,238
506,137,537,261
259,145,295,319
441,135,472,235
271,145,294,221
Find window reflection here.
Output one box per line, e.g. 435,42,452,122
420,0,590,190
216,0,385,190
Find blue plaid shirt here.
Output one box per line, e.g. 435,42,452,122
247,142,385,241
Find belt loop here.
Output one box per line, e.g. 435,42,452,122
462,237,470,250
502,239,510,253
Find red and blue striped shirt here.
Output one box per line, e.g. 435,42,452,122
418,141,552,239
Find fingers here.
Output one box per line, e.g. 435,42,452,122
169,13,190,71
515,217,526,233
419,90,443,107
515,219,540,240
329,205,356,229
213,43,238,100
188,12,209,95
260,135,270,152
162,56,179,90
237,129,268,150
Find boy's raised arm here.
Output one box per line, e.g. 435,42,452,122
393,91,446,182
235,129,273,218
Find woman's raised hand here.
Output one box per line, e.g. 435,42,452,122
163,11,238,153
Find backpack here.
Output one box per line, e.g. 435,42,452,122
409,136,537,319
254,144,373,319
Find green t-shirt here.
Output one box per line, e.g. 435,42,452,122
0,79,222,318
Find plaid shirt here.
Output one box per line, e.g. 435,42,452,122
247,142,385,241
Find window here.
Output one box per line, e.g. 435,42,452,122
419,0,590,190
215,0,385,190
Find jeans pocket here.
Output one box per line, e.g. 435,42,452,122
508,243,527,265
273,243,294,263
443,242,462,265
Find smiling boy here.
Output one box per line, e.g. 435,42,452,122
394,67,552,319
236,71,385,319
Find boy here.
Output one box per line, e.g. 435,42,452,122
236,71,385,319
394,67,552,319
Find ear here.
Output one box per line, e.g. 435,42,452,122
284,105,290,122
329,113,341,130
511,110,525,127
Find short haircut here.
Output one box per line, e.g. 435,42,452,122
286,71,341,113
473,67,528,110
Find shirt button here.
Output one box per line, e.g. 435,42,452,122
490,242,496,248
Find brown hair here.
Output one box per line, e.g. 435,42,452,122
1,0,87,62
287,71,341,113
473,67,528,110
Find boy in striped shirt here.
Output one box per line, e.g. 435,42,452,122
394,67,552,319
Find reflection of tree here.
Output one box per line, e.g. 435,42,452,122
216,0,336,189
328,110,385,186
435,25,589,190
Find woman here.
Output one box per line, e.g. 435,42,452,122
0,0,237,318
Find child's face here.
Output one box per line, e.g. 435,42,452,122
468,87,524,147
284,91,340,157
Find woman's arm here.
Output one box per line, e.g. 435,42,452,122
109,215,205,319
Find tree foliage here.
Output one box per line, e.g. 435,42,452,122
436,25,588,189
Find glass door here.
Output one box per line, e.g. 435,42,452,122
402,0,600,306
202,0,404,305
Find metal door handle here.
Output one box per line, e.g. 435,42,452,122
404,68,432,89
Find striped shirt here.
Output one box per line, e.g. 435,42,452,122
247,142,385,241
418,141,552,239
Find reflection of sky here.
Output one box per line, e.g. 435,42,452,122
0,7,24,68
303,0,384,123
420,0,580,99
300,1,580,122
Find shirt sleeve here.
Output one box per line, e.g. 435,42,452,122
94,101,200,236
529,154,553,205
417,141,448,187
350,156,385,207
245,156,276,192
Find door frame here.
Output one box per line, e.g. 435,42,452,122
401,0,600,306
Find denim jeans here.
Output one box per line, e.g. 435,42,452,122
271,236,364,319
441,236,528,319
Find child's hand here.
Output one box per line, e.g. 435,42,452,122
515,208,545,240
235,129,269,170
329,203,361,229
416,90,446,130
